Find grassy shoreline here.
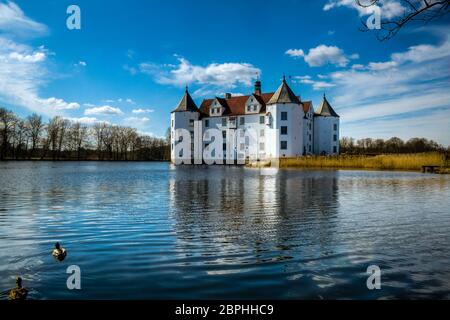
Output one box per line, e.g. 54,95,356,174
276,152,449,172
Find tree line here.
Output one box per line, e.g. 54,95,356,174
0,107,170,161
340,136,448,155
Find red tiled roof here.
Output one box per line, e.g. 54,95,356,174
199,93,274,117
302,101,312,113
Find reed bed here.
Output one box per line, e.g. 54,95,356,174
278,152,444,171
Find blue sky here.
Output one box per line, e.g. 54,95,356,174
1,0,449,144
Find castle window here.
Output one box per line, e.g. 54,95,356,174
259,116,264,124
171,120,174,127
240,117,245,125
281,141,287,150
247,105,251,112
223,143,226,151
259,143,265,151
334,124,338,131
309,134,311,141
281,126,288,135
253,105,257,111
333,146,337,153
281,112,288,121
222,118,227,126
309,145,311,152
260,129,264,137
333,134,337,142
205,119,209,127
240,143,245,151
222,131,226,139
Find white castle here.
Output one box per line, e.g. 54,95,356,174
170,77,340,164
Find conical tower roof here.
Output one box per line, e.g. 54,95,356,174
172,87,198,112
267,76,300,105
315,94,339,117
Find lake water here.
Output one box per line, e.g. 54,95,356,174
0,161,449,299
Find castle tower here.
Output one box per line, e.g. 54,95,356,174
265,76,304,159
313,94,340,155
170,87,200,163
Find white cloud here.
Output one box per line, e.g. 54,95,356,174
101,98,135,104
65,117,108,125
286,45,357,67
0,1,48,37
292,76,336,91
192,87,244,98
132,108,155,114
318,32,450,144
75,61,87,67
139,56,261,89
342,107,450,146
339,91,449,123
0,36,79,116
351,64,365,70
43,97,79,110
323,0,406,19
368,61,398,71
125,116,150,123
84,105,123,116
8,51,46,62
285,49,305,58
391,43,450,64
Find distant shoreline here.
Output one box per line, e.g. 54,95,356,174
273,152,449,173
1,153,449,174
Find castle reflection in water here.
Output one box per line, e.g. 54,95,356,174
168,166,340,266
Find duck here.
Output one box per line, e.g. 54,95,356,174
8,277,28,300
52,242,67,261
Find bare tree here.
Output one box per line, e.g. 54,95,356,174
45,117,61,160
12,119,28,159
358,0,450,40
57,119,70,159
2,110,170,161
69,122,88,160
93,123,106,160
26,113,44,158
0,108,17,160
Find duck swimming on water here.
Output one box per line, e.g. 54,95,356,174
8,277,28,300
52,242,67,261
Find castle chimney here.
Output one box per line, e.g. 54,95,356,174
225,93,232,99
254,80,261,96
